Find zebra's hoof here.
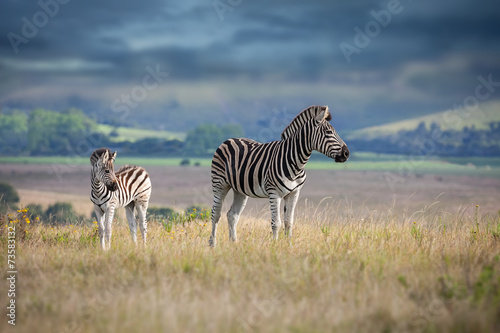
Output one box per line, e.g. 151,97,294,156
208,238,216,247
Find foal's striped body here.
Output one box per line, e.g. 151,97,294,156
90,148,151,250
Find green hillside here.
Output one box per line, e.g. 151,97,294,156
96,124,186,142
347,100,500,140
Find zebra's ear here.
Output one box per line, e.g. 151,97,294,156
100,149,109,163
315,106,332,123
110,151,117,162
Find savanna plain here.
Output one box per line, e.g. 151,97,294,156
1,156,500,333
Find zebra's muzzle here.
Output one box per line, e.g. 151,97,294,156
335,145,350,163
107,182,118,192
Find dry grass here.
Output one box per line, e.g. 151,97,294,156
1,203,499,333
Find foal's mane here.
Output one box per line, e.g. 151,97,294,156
90,148,113,165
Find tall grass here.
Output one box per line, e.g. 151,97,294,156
1,203,499,333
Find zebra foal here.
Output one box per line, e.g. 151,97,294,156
209,105,349,246
90,148,151,250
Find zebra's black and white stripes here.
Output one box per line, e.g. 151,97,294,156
209,105,349,246
90,148,151,250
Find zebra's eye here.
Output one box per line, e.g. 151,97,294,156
105,169,110,174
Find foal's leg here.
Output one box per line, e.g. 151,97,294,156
125,202,137,244
94,206,106,250
135,201,148,246
104,205,116,250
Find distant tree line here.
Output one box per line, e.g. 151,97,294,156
114,124,243,156
0,108,105,155
0,109,242,157
2,109,498,157
348,121,500,157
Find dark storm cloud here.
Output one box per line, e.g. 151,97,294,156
1,0,499,128
2,0,500,76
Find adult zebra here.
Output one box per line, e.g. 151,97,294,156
90,148,151,250
209,105,349,246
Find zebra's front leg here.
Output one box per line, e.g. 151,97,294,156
283,189,300,238
104,205,116,250
209,186,230,247
269,193,283,240
94,206,106,250
227,192,248,242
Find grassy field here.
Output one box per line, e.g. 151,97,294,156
1,204,499,333
1,154,499,177
1,156,500,332
95,124,186,142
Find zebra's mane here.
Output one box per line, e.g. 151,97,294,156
280,106,332,140
116,165,136,174
90,147,113,165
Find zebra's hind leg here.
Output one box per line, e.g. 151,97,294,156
135,200,148,246
227,191,248,242
209,185,230,247
125,202,137,244
283,189,300,238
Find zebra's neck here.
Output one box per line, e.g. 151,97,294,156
280,123,314,177
91,169,113,203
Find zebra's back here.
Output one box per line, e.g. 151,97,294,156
115,165,151,207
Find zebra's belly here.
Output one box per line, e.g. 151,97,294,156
272,178,305,197
231,177,305,199
231,179,268,198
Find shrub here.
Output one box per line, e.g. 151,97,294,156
0,182,20,204
0,182,19,213
148,206,176,221
26,203,44,220
44,202,85,225
185,204,211,221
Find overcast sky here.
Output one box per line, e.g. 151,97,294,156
1,0,500,131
